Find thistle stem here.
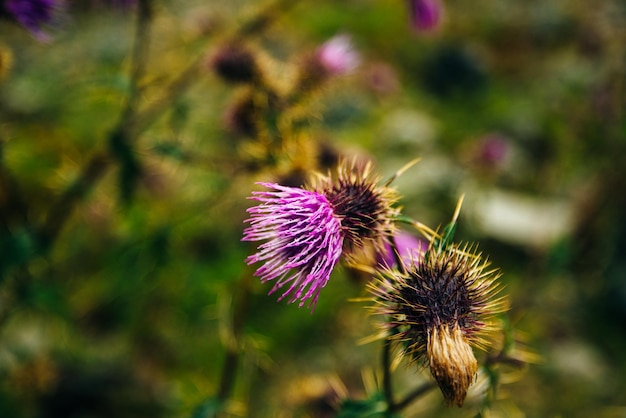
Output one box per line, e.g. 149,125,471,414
390,381,437,413
382,336,396,412
215,271,253,415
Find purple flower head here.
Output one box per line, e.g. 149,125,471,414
243,183,343,309
378,231,428,268
317,34,359,75
408,0,442,32
4,0,60,40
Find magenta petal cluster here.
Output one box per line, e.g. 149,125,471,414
317,34,360,75
242,183,344,309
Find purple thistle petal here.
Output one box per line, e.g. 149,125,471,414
243,183,343,309
378,230,428,268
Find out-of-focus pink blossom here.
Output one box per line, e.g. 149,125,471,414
317,34,360,75
477,134,510,167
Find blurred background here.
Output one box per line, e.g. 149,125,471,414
0,0,624,416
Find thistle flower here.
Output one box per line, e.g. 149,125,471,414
3,0,59,40
408,0,442,33
243,160,398,308
243,183,343,309
369,242,507,406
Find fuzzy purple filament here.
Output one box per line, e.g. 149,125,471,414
243,183,343,309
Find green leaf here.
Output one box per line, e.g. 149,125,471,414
190,397,224,418
437,220,457,251
336,392,403,418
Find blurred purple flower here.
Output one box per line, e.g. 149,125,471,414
4,0,59,40
317,34,359,75
242,183,343,309
408,0,442,32
477,134,509,167
378,230,427,268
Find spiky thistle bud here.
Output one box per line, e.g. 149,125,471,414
369,242,507,406
310,159,399,259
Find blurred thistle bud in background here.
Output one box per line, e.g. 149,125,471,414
2,0,60,40
408,0,442,33
209,42,261,84
369,242,508,406
223,91,260,137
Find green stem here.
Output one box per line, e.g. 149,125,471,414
215,271,253,415
390,381,437,413
382,336,395,412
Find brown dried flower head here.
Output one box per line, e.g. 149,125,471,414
369,242,508,406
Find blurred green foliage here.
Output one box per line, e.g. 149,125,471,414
1,0,625,417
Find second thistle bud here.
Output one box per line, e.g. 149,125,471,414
369,242,507,406
310,159,399,259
